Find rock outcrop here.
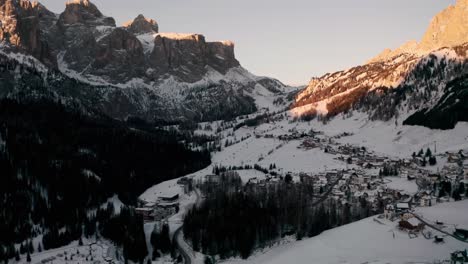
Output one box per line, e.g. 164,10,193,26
149,33,239,82
58,0,115,26
123,14,158,35
0,0,53,63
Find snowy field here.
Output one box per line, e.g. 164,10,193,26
304,112,468,159
221,200,468,264
385,176,419,195
28,238,117,264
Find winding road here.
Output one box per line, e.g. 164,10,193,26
173,188,202,264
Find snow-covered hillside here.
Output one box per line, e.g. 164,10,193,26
222,200,468,264
135,105,468,263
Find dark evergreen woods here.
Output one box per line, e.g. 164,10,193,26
0,98,211,262
404,75,468,129
184,172,374,259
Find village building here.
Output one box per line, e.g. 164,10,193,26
419,195,437,207
158,193,179,203
464,160,468,181
205,174,221,185
396,202,411,214
399,217,424,231
135,207,154,222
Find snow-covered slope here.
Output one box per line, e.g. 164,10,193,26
222,201,468,264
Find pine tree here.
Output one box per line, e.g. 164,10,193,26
418,149,424,156
19,243,25,255
26,252,31,262
425,148,432,157
28,241,34,253
453,189,461,201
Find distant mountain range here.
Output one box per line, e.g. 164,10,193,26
0,0,289,123
0,0,466,128
292,0,468,129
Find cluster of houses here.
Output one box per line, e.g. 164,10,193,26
136,178,194,223
136,192,180,222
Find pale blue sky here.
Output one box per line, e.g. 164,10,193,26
40,0,454,85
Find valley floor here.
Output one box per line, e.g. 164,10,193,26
138,112,468,264
25,111,468,264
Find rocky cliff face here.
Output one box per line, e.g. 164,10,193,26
0,0,287,123
148,33,239,82
0,0,53,64
420,0,468,51
58,0,115,26
292,0,468,129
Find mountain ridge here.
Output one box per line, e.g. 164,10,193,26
0,0,289,123
292,0,468,129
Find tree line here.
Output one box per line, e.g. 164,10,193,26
184,171,374,260
0,98,211,263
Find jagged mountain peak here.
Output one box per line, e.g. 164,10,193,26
419,0,468,52
65,0,93,8
368,0,467,64
293,1,468,129
59,0,115,26
123,14,159,35
0,0,289,123
368,40,420,64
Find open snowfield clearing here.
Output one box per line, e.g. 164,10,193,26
236,169,268,184
302,112,468,158
222,200,468,264
416,200,468,228
385,176,419,195
258,140,351,173
212,137,283,167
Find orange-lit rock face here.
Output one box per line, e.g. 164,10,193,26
0,0,40,53
293,0,468,119
419,0,468,51
368,0,468,64
148,33,239,82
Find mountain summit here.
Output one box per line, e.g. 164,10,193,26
0,0,288,123
420,0,468,51
293,0,468,129
370,0,468,63
124,14,159,35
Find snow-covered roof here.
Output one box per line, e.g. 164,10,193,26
407,217,421,227
396,203,410,209
135,207,153,212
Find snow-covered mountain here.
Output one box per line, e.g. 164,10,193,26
0,0,289,122
292,0,468,129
